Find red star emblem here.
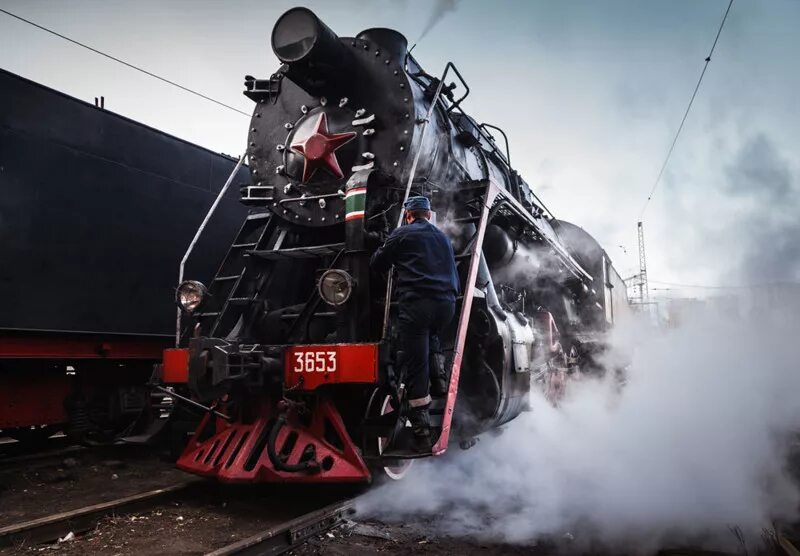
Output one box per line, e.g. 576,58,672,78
290,113,357,183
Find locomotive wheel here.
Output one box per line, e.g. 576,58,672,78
377,395,414,481
365,388,414,482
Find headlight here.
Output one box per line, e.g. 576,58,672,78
176,280,207,313
318,269,353,306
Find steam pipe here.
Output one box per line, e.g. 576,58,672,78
477,253,504,317
267,413,320,473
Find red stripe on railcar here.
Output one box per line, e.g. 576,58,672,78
0,336,168,359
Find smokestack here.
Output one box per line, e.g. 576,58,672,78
271,7,354,97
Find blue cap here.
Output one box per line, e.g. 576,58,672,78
403,196,431,211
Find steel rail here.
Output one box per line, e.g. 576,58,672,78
0,480,200,548
205,498,356,556
0,441,79,470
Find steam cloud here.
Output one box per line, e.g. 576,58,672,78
417,0,461,42
723,134,800,284
357,308,800,552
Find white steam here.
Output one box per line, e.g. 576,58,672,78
358,307,800,551
417,0,461,42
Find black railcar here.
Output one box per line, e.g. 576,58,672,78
0,68,247,441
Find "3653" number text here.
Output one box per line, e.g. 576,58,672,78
292,350,337,373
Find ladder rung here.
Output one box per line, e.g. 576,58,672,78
455,253,472,260
231,242,258,249
279,312,336,320
196,312,220,318
228,297,252,305
213,275,240,282
247,212,271,221
250,243,345,260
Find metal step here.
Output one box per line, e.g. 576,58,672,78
249,243,345,260
213,275,240,282
196,311,221,318
279,311,336,320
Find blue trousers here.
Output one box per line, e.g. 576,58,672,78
396,295,455,402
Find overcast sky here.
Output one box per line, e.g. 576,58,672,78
2,0,799,298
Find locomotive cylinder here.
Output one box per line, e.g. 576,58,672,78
271,7,354,96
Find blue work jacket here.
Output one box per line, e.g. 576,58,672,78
370,218,459,301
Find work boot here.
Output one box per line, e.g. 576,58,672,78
407,405,433,453
429,352,448,397
382,405,432,457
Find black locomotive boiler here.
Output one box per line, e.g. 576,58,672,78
161,7,628,483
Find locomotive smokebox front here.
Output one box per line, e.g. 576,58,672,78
247,7,415,228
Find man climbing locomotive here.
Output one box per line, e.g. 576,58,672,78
159,7,628,483
370,196,458,455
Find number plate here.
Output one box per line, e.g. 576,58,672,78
283,344,378,391
289,348,337,374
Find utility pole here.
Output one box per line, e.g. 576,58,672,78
636,221,649,305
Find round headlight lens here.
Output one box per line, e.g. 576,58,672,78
176,280,207,313
318,269,353,306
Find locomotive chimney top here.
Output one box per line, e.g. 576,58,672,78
356,28,408,61
271,7,354,97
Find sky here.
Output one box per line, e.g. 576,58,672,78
2,0,799,298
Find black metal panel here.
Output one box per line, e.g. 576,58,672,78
0,69,249,336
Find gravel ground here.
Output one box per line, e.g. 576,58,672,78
0,448,187,528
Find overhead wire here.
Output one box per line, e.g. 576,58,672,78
639,0,734,219
0,7,251,118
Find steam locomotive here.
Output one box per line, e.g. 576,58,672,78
161,7,628,482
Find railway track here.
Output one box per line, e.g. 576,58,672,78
0,478,357,555
0,481,200,549
0,435,73,463
207,499,356,556
0,444,86,473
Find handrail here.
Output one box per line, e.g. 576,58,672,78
443,63,470,113
176,151,247,346
381,62,455,339
479,123,511,168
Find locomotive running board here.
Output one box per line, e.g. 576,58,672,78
431,180,499,456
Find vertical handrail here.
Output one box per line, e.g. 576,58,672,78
176,152,247,347
381,64,453,338
432,182,498,455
